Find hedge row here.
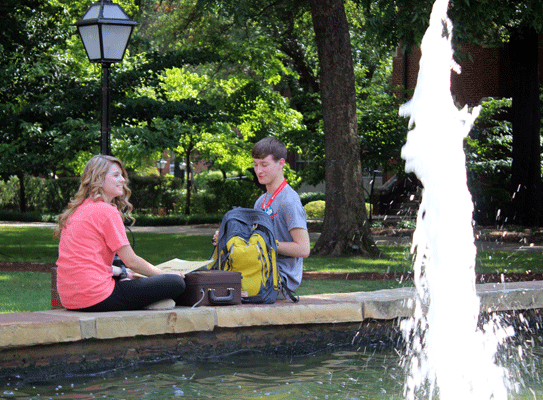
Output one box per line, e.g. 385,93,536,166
0,176,326,225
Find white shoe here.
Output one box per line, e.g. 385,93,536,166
144,298,175,310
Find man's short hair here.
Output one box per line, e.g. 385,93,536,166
252,137,287,161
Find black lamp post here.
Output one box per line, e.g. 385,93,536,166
155,158,167,176
75,0,138,155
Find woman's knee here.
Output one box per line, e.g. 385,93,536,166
169,274,186,291
157,273,186,293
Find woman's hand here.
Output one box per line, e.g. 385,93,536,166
112,265,134,280
125,268,136,280
116,245,163,277
160,266,185,279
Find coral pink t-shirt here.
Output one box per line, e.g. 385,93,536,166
56,197,130,309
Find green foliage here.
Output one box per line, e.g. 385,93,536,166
358,82,409,176
397,219,416,229
0,176,80,213
302,199,374,219
0,0,102,184
465,97,513,225
360,0,543,50
299,192,326,206
0,209,57,223
203,178,262,214
0,172,266,220
129,175,185,213
131,213,223,227
304,200,325,219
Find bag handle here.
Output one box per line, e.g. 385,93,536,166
209,288,235,304
191,287,236,308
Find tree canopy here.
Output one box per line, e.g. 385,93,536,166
361,0,543,226
2,0,539,236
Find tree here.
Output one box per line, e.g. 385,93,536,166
139,0,383,255
509,27,541,226
0,0,100,211
361,0,543,226
309,0,380,257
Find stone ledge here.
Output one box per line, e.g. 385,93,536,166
2,282,543,351
477,281,543,312
0,312,81,348
215,298,362,327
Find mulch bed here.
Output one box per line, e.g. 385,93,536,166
0,262,55,273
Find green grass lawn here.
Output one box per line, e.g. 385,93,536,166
0,271,50,313
1,226,542,313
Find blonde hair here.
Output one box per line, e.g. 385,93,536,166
54,155,133,238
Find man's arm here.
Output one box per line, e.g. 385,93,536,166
277,228,310,258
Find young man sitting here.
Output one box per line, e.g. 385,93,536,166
251,137,310,295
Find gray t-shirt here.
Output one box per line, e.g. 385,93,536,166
254,184,307,291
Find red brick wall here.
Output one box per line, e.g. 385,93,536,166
392,34,543,107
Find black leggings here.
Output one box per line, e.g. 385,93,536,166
72,274,186,312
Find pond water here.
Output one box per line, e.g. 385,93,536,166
2,338,543,400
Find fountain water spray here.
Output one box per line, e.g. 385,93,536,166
399,0,511,398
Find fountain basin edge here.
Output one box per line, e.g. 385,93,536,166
1,282,542,381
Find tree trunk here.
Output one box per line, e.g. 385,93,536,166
309,0,380,257
510,27,542,227
184,148,192,215
18,172,26,213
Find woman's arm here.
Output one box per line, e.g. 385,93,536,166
116,245,182,277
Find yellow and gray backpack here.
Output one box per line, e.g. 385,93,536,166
209,207,295,304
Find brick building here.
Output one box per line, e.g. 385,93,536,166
377,36,543,217
392,34,543,107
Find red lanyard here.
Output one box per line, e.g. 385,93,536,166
261,179,287,210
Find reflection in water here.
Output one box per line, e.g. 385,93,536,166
3,342,543,399
0,349,404,399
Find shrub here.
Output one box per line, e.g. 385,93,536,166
304,200,325,219
303,200,373,220
204,178,262,214
299,192,325,206
129,175,184,213
131,213,223,226
0,209,57,223
0,176,80,213
465,97,513,225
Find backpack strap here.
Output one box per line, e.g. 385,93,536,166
208,246,218,270
282,286,299,303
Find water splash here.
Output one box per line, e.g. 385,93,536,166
399,0,511,398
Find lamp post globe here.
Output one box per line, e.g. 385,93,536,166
156,158,167,176
75,0,138,155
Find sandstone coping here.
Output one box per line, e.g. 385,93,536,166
0,281,543,350
1,281,543,350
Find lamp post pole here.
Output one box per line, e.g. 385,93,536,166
101,63,111,155
75,0,138,156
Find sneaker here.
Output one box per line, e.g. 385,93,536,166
144,298,175,310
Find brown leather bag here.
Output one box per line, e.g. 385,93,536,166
178,270,242,307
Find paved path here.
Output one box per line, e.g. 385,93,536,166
1,221,542,252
